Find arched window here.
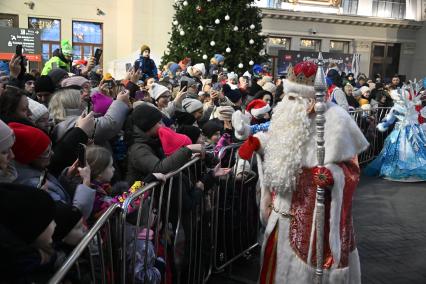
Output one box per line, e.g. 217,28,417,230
372,0,406,19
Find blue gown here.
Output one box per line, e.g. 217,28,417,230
365,96,426,181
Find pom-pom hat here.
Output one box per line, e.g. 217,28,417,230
246,99,271,118
284,61,318,98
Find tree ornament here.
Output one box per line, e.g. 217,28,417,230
215,18,220,24
173,20,178,25
226,47,231,53
198,25,204,31
180,30,185,36
238,63,243,68
183,1,188,6
233,26,239,31
203,54,208,59
196,5,202,12
224,14,230,21
250,24,255,30
210,41,216,46
249,39,254,45
249,60,254,65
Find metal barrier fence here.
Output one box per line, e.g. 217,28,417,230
48,203,122,284
120,157,212,284
349,107,391,165
213,143,259,271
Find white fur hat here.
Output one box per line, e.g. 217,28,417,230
283,61,317,98
182,98,203,114
262,82,277,94
149,83,170,101
192,63,206,76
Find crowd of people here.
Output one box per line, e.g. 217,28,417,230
0,38,410,283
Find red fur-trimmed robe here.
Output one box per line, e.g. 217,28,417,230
258,104,369,284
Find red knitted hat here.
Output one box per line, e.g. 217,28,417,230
246,99,271,118
158,126,192,156
8,122,51,165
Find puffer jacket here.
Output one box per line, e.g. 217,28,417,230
14,163,95,219
126,125,193,184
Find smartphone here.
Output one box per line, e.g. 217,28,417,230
180,80,188,91
212,82,222,92
94,48,103,65
105,80,113,89
37,169,48,189
52,62,58,69
15,44,22,56
134,61,141,71
86,97,92,113
212,74,218,84
77,143,86,167
125,63,132,72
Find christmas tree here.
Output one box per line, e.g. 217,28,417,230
161,0,266,73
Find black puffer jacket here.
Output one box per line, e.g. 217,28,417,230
126,125,193,184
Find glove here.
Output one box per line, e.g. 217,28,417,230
238,135,260,160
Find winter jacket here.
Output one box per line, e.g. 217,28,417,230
49,127,88,177
41,55,70,75
126,125,193,184
51,99,130,146
327,85,349,111
14,163,95,219
134,57,158,81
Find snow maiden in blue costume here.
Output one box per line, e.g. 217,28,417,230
365,83,426,181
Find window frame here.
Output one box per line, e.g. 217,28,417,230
329,40,350,53
0,13,19,28
300,38,321,52
28,17,62,64
72,20,103,63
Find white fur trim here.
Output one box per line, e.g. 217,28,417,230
301,103,369,167
326,163,345,268
283,79,316,98
232,110,251,140
251,104,271,118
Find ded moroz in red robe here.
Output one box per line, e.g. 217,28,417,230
258,104,369,284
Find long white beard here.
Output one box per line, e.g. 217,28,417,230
263,95,312,192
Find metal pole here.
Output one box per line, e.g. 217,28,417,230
313,53,327,284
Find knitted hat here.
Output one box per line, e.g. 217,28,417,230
0,183,55,244
214,54,225,63
103,73,113,81
192,63,206,76
182,98,203,114
35,75,55,93
283,61,318,98
28,98,48,123
177,125,201,144
227,72,238,82
169,63,180,76
52,202,82,242
47,68,69,87
140,44,150,54
150,83,170,101
158,126,192,156
8,122,51,165
22,73,36,84
61,76,89,88
223,84,242,103
61,39,73,56
246,99,271,119
91,92,113,116
262,82,277,94
202,119,222,139
360,86,370,95
216,106,235,121
0,119,14,152
132,104,163,131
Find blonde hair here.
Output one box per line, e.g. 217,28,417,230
48,89,82,123
86,146,112,180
